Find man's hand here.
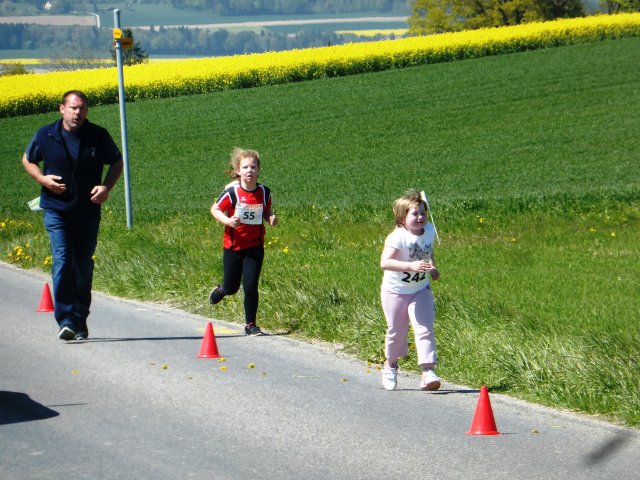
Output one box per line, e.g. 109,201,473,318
43,175,67,194
90,185,109,204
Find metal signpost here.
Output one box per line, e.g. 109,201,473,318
112,9,133,229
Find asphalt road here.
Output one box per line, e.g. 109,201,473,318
1,262,638,479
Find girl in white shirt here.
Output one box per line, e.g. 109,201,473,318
380,190,441,391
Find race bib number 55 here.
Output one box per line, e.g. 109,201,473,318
236,202,263,225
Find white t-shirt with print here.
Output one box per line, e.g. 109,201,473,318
381,224,435,294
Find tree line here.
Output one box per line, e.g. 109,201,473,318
408,1,639,34
0,22,359,62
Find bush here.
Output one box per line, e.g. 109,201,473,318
0,62,32,77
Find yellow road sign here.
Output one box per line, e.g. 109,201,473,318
112,28,122,39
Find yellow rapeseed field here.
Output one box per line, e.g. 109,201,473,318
1,13,639,117
0,59,45,64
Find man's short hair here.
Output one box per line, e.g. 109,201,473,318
61,90,88,106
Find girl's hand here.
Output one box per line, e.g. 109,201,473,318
227,215,240,229
409,260,431,272
268,213,278,226
429,267,440,281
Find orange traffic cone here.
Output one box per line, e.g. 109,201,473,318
37,283,55,312
197,322,220,358
466,386,501,435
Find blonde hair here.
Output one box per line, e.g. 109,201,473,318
392,189,426,227
226,147,261,179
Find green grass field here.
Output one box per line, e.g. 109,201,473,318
1,37,638,426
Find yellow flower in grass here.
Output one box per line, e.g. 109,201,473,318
7,245,33,264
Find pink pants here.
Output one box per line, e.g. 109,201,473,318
381,286,436,367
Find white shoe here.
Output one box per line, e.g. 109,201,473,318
420,370,441,391
381,364,398,391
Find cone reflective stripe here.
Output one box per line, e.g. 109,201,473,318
197,322,220,358
37,283,55,312
466,386,501,435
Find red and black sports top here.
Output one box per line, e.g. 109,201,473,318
215,182,272,250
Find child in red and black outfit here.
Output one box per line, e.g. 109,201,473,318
209,148,278,335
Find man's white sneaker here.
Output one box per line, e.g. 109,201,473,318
420,370,441,391
381,364,398,391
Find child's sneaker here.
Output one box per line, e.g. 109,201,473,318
209,284,225,305
244,323,264,336
420,370,441,391
381,363,398,391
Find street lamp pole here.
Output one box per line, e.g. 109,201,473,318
113,9,133,229
72,11,101,28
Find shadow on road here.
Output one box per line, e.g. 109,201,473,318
0,391,59,425
583,434,633,465
69,331,291,343
431,389,480,395
392,388,480,394
70,335,238,343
